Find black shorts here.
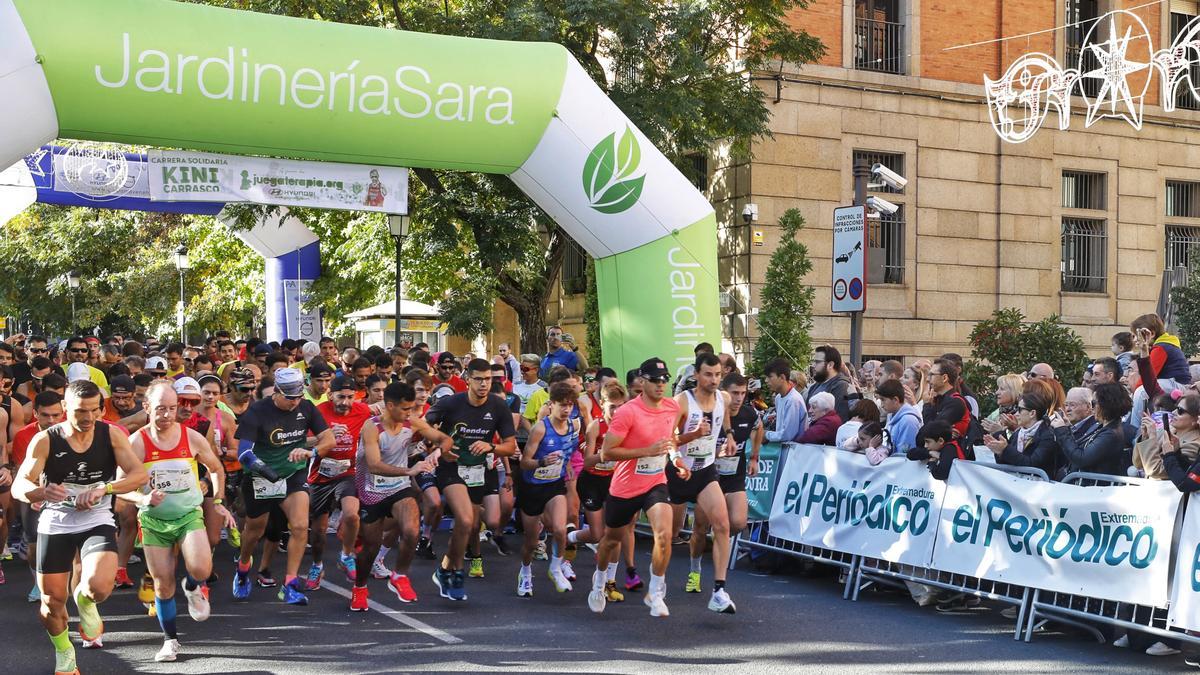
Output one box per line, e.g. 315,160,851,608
264,505,287,542
37,525,118,574
241,470,308,519
577,471,612,512
666,463,720,505
359,488,419,524
434,462,499,506
517,479,566,517
717,457,747,494
415,471,437,493
604,484,670,529
308,476,358,517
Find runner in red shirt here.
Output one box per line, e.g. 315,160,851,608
586,357,689,618
307,376,373,589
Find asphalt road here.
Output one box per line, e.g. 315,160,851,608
0,529,1195,674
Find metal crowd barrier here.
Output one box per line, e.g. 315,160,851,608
1021,471,1196,647
851,463,1051,640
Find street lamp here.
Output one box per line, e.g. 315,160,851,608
174,245,190,344
388,215,411,348
66,270,80,332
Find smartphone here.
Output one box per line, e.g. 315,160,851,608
1162,412,1175,439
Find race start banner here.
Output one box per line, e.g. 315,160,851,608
768,444,945,566
148,149,409,213
931,461,1180,607
1170,494,1200,630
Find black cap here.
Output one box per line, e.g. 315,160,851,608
110,375,136,394
308,362,334,379
639,357,671,381
330,375,359,392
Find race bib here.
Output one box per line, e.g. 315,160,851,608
458,464,486,487
533,459,563,482
716,456,740,476
689,436,717,458
371,473,410,492
318,458,351,478
251,476,287,499
150,467,193,493
62,482,107,510
635,455,667,476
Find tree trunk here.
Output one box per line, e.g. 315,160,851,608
515,302,546,357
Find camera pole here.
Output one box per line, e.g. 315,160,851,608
849,159,869,370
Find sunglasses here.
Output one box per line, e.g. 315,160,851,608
1178,407,1195,417
644,375,669,384
29,347,47,354
69,348,89,354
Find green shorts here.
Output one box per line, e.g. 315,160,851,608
139,508,205,548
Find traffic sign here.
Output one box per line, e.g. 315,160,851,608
832,205,867,313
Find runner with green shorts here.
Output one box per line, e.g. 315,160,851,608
123,382,234,663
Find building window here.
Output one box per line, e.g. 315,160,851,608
561,238,588,295
1167,225,1200,271
1168,180,1200,218
1066,0,1102,98
1062,170,1106,210
854,150,905,194
685,153,709,193
1172,4,1200,110
1061,217,1107,293
854,0,905,75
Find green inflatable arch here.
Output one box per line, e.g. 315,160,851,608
0,0,720,375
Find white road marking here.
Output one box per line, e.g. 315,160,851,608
320,579,462,644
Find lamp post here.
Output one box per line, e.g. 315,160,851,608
174,245,190,344
66,270,80,333
388,215,411,348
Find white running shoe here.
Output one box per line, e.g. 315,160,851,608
588,587,607,613
533,541,548,561
1111,634,1130,648
1146,641,1181,656
561,560,576,582
155,638,180,662
708,588,736,614
183,582,211,622
548,566,573,593
81,636,104,649
517,569,533,597
371,559,390,579
644,589,670,617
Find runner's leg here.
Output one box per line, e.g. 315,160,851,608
440,484,473,572
393,497,420,576
281,490,310,583
696,483,731,585
338,495,361,557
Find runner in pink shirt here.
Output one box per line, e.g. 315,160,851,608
586,357,690,618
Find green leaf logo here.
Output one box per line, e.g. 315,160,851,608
582,126,645,214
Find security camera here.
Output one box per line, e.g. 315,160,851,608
741,203,758,224
871,163,907,191
866,195,899,215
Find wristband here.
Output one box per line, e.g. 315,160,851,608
104,483,114,495
212,498,223,505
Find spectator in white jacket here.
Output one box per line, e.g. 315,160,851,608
763,357,808,443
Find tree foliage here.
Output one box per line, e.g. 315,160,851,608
751,208,814,376
584,257,602,365
1170,258,1200,357
197,0,824,353
962,308,1088,416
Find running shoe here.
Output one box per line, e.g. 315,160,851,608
448,570,467,601
114,568,134,589
416,536,435,560
338,553,357,582
684,571,702,593
1146,642,1181,656
228,525,241,548
644,589,669,617
350,586,369,612
468,556,484,578
154,638,180,662
708,588,736,614
80,636,104,649
533,541,548,561
73,587,104,643
432,567,452,599
137,574,155,604
256,569,278,588
0,546,11,561
389,574,417,603
604,581,625,603
587,586,607,613
479,528,492,542
305,563,325,591
625,570,644,592
233,570,252,600
27,585,41,603
561,560,576,582
371,558,391,579
127,553,142,565
489,533,511,557
278,578,309,605
0,564,5,585
564,525,577,562
548,566,573,593
517,568,533,598
277,533,289,553
183,581,211,621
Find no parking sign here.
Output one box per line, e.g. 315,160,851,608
832,205,867,313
